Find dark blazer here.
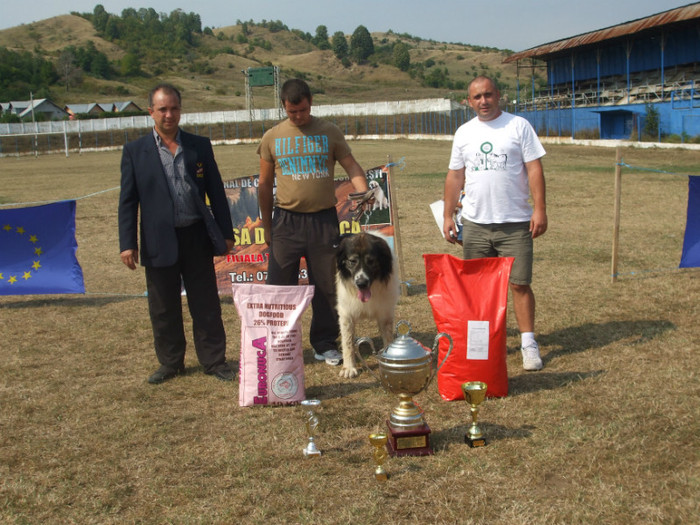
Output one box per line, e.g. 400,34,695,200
118,129,234,267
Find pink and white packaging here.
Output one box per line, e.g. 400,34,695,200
233,283,314,407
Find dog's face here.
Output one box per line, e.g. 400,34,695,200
337,233,393,303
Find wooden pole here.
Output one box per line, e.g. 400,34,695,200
611,147,622,283
387,155,408,296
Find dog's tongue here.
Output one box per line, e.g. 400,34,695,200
358,289,371,303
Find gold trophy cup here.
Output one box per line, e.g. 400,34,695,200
461,381,487,447
356,320,453,456
301,399,322,457
369,433,389,481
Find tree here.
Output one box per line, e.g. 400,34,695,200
0,47,57,100
104,17,120,40
313,25,330,50
644,103,660,139
63,42,111,79
424,67,449,88
331,31,348,60
91,52,111,79
350,25,374,62
393,42,410,71
120,52,141,76
92,4,109,33
57,50,82,91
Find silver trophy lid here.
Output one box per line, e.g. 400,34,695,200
380,321,431,363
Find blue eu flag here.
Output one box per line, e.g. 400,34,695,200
0,201,85,295
680,176,700,269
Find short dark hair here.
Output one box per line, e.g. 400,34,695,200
281,79,311,105
149,83,182,107
468,75,499,95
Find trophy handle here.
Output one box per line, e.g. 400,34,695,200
354,337,381,382
434,332,453,371
426,332,453,388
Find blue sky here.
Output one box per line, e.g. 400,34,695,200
0,0,693,51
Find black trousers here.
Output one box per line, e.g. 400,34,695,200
266,207,339,352
145,221,227,373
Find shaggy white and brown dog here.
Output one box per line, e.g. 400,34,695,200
335,232,399,378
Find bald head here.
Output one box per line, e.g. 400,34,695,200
468,76,502,121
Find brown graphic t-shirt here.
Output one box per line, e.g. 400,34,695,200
257,117,352,213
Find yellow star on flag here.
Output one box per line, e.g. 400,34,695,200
0,200,85,295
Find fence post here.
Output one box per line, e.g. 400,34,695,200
611,147,622,283
387,154,408,297
62,121,68,157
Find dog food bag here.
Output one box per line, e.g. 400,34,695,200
424,254,512,399
233,283,314,407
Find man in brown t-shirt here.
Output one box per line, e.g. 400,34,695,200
257,79,370,366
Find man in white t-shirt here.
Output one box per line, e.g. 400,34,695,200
442,76,547,371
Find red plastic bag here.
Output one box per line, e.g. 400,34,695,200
423,254,513,399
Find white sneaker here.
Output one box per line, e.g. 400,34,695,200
314,349,343,366
521,343,543,371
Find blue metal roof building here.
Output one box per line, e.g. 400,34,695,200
504,3,700,140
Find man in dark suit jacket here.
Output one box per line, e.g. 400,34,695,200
119,83,236,384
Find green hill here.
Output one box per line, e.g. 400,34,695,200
0,9,517,113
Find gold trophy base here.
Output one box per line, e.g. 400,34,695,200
386,420,433,457
465,434,486,448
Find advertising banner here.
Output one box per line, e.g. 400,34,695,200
215,165,395,293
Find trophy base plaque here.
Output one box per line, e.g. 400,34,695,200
386,420,433,457
465,434,486,448
303,445,322,457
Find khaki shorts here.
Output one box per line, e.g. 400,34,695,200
461,220,533,285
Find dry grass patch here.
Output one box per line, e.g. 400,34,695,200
0,141,698,524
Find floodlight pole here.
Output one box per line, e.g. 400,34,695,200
274,66,283,120
243,70,253,137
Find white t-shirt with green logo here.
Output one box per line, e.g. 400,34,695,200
448,112,545,224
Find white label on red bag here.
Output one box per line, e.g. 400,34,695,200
466,320,489,360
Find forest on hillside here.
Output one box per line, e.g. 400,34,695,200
0,4,508,119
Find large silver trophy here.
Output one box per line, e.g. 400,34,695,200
356,320,453,456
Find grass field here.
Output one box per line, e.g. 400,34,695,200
0,140,698,524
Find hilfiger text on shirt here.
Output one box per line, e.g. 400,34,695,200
275,135,330,181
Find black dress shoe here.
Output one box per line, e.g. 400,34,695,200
207,364,236,382
148,365,184,384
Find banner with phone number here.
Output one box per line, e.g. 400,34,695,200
214,165,395,293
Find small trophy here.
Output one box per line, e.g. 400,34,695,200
461,381,487,447
301,399,321,457
369,433,389,481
